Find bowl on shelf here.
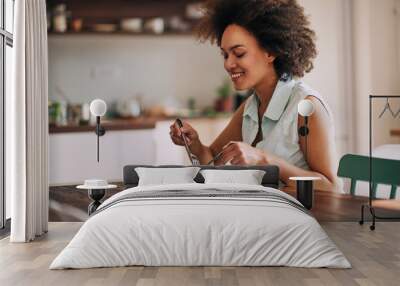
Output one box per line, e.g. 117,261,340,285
120,18,143,33
144,18,164,34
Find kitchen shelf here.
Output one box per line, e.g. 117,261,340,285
47,0,201,18
49,117,158,134
47,0,203,36
49,114,232,134
48,31,195,37
391,129,400,136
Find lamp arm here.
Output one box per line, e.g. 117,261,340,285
305,118,308,165
298,116,309,165
94,116,106,162
95,116,106,136
96,116,99,162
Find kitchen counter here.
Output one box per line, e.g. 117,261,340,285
49,114,231,134
49,117,157,134
391,129,400,137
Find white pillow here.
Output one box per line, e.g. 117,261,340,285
200,169,266,185
135,167,200,186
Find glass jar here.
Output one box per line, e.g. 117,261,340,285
53,4,67,33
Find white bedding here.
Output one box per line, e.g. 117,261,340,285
50,183,350,269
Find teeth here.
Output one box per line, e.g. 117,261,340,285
231,72,244,79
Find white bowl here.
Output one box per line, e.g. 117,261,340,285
121,18,143,33
84,179,108,187
144,18,164,34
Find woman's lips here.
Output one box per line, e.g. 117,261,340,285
230,72,245,82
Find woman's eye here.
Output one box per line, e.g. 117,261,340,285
235,53,245,58
221,52,228,60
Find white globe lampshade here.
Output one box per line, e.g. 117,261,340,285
298,99,315,117
90,99,107,117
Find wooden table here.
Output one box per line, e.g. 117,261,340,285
282,187,400,221
49,184,400,222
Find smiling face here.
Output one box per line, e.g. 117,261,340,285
220,24,277,91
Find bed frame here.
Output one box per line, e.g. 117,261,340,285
123,165,280,189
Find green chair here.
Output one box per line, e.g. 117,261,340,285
337,154,400,199
337,154,400,230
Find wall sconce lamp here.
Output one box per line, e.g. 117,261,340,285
290,99,320,210
90,99,107,162
298,99,315,153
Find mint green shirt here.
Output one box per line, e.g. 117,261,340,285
242,79,330,169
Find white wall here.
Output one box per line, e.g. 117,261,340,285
299,0,351,156
48,35,227,109
352,0,400,154
300,0,400,155
369,0,400,148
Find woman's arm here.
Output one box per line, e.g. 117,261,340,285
263,96,339,191
293,96,340,191
192,102,245,164
217,96,340,192
170,101,245,165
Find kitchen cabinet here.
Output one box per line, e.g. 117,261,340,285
49,116,231,185
50,129,155,185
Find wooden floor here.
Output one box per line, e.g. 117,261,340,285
1,222,400,286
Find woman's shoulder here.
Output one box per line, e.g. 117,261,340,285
291,79,333,119
292,79,321,99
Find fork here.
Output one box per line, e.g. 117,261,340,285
175,118,200,166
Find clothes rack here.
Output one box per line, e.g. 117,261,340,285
359,95,400,230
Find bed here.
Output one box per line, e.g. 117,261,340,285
50,165,350,269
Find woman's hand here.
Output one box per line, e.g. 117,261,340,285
169,120,201,152
216,142,268,165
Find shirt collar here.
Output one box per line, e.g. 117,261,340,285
243,93,259,122
265,78,296,121
243,78,296,122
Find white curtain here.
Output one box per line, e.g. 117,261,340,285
9,0,49,242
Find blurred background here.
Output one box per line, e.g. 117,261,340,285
45,0,400,186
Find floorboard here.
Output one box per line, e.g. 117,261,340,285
1,222,400,286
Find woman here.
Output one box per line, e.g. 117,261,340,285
170,0,339,191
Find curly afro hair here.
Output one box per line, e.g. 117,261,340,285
196,0,317,78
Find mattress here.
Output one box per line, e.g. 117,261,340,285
50,183,350,269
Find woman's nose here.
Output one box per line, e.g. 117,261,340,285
224,56,237,71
